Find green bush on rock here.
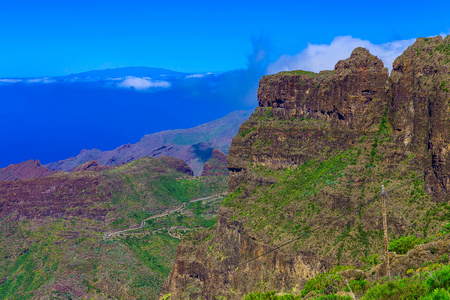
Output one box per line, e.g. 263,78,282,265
388,235,423,254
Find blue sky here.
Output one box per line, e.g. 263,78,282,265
0,0,449,167
1,0,449,77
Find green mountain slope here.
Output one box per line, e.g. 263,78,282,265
0,156,228,299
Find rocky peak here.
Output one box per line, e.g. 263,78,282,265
335,47,385,71
230,47,389,190
257,47,388,133
0,159,56,181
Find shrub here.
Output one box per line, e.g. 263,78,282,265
346,279,369,294
361,276,427,300
301,266,354,297
388,235,423,255
422,288,450,300
426,265,450,291
243,291,300,300
440,223,450,235
438,254,449,264
312,295,351,300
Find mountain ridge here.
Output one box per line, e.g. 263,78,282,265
45,110,252,175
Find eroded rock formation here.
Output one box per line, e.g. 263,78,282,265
163,36,450,299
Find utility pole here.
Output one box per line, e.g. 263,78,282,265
381,185,390,278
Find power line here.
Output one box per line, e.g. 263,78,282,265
235,175,423,269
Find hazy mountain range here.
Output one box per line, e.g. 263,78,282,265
0,66,260,167
45,110,252,175
0,110,251,178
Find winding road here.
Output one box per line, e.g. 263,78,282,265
104,193,226,240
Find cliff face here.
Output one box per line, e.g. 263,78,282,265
163,36,450,299
229,47,389,191
389,37,450,199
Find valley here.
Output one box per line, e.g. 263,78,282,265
0,156,228,299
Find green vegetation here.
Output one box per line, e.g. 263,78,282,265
361,266,450,299
279,70,318,76
241,126,256,138
243,291,351,299
0,157,229,299
224,148,360,238
243,265,450,300
439,80,449,93
361,276,427,300
388,235,423,254
301,266,355,297
436,43,450,56
106,157,228,228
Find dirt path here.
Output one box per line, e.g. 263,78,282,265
104,193,226,239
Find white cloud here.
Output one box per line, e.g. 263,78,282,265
117,76,171,90
0,79,22,83
267,36,416,75
185,74,206,78
26,77,56,84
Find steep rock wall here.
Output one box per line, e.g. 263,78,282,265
229,47,389,191
389,36,450,199
163,37,450,300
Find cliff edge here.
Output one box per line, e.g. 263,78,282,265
163,36,450,299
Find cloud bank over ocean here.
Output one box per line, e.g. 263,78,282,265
117,76,171,90
267,36,416,74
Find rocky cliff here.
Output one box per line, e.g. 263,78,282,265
163,36,450,299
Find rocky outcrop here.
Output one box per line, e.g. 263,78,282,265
46,110,252,175
201,149,228,176
370,234,450,278
156,156,194,176
0,159,56,181
389,36,450,200
229,47,389,191
163,37,450,300
71,160,112,172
